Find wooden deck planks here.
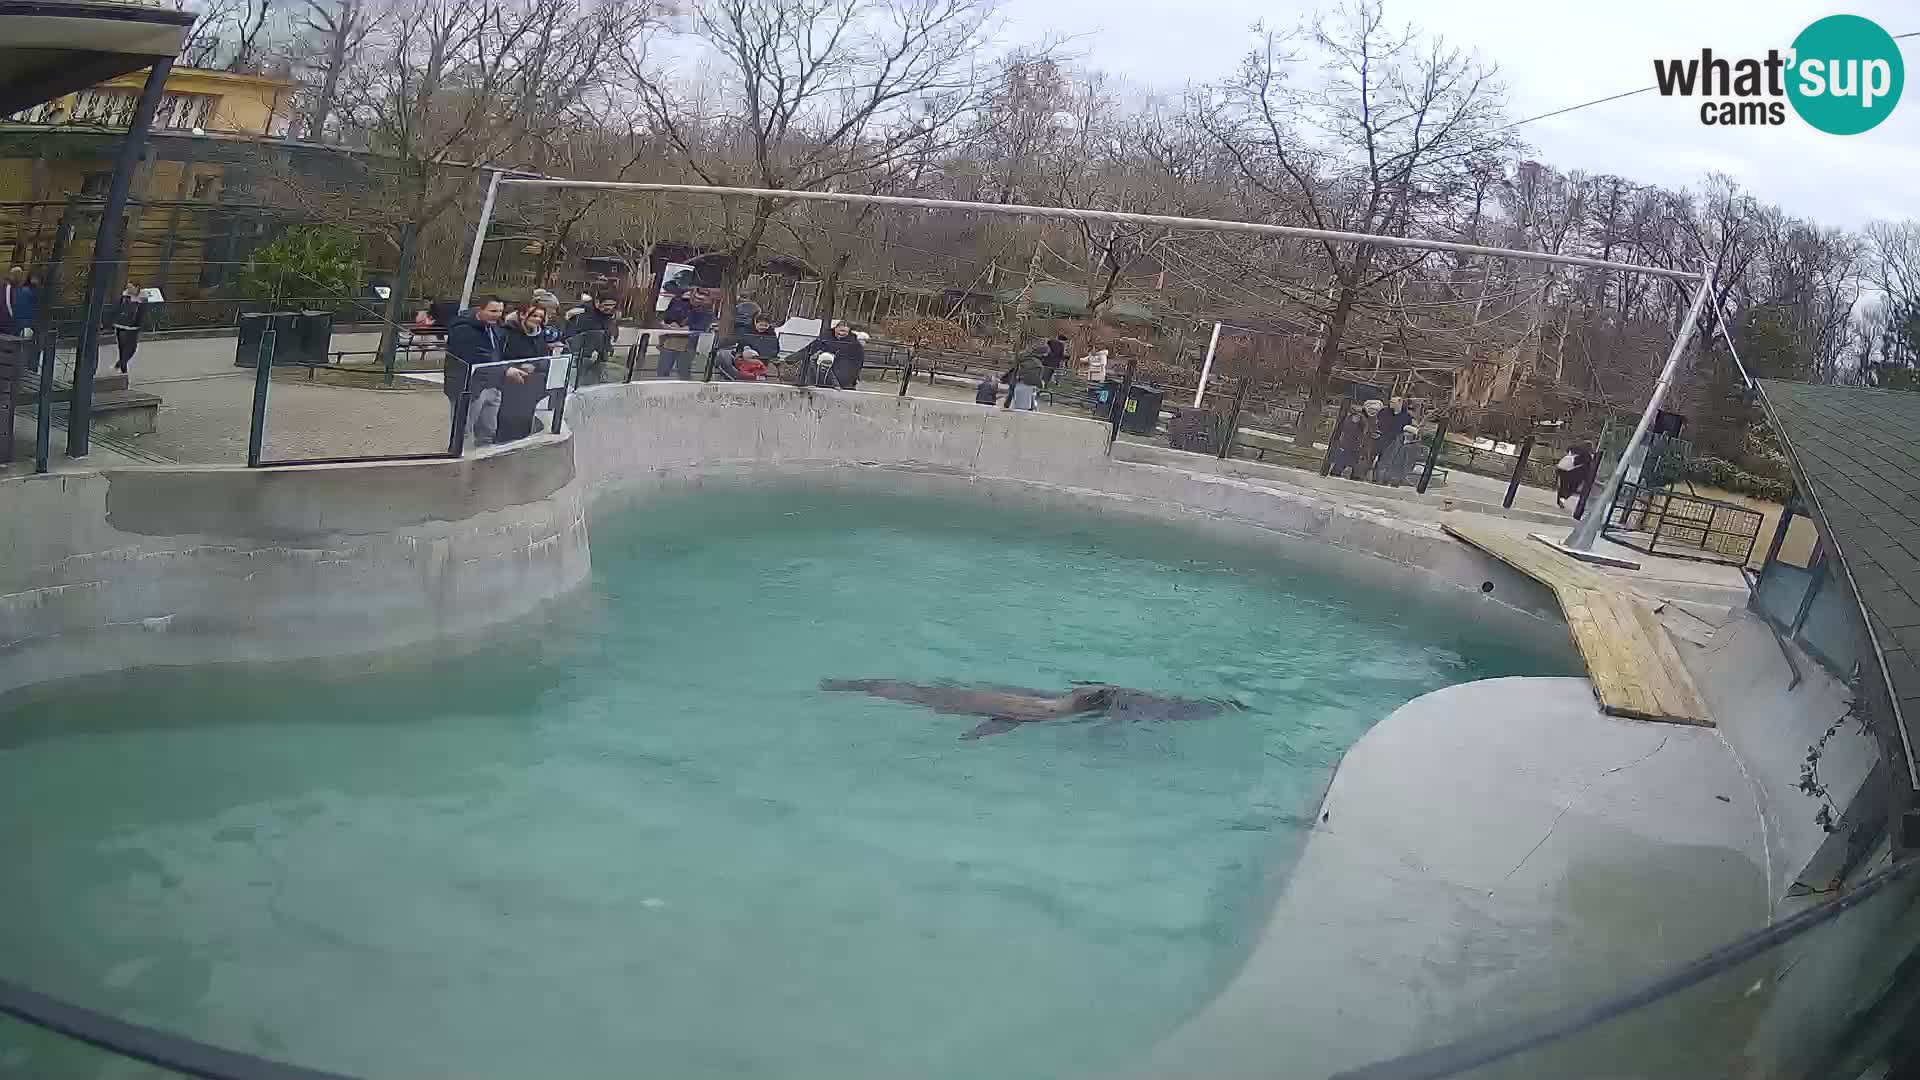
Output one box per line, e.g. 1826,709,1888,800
1442,523,1713,727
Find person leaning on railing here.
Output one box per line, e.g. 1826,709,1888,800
787,320,865,389
444,296,506,444
493,303,554,443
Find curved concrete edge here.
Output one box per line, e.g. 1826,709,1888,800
1135,676,1772,1080
566,381,1573,641
0,434,590,696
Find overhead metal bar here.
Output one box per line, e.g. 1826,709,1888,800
488,178,1704,283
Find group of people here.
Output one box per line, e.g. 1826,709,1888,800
1329,396,1422,486
1,270,152,375
441,294,591,447
974,334,1076,410
441,281,882,446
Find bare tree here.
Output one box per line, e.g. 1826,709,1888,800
1198,2,1516,441
293,0,379,140
263,0,657,355
631,0,1004,306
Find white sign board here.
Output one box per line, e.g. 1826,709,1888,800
139,287,165,303
547,352,571,391
656,262,696,311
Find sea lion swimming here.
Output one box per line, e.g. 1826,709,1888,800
819,679,1240,739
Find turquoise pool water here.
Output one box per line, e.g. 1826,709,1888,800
0,491,1575,1079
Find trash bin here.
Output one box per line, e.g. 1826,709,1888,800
296,310,335,367
1093,376,1126,418
1121,384,1164,435
235,311,268,367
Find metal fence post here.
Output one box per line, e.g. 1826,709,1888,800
246,330,274,467
1106,356,1136,450
33,331,56,474
1572,456,1598,520
1503,434,1535,509
1417,413,1449,494
1219,377,1249,461
1322,406,1347,476
448,381,472,457
899,347,914,398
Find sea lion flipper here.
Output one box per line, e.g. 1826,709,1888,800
960,717,1022,740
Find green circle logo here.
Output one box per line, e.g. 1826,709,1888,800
1788,15,1904,135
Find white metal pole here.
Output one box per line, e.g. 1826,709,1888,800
1563,269,1713,552
460,169,503,312
496,179,1702,283
1193,321,1223,408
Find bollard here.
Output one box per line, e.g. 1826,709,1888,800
1417,413,1449,494
1107,357,1136,450
33,331,56,474
246,330,274,467
899,349,913,398
1503,434,1536,509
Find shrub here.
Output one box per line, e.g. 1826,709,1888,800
1683,454,1790,502
237,225,365,302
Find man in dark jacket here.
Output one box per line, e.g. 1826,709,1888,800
788,320,865,389
563,293,620,384
110,282,148,373
1042,334,1068,384
444,297,506,444
1371,396,1414,481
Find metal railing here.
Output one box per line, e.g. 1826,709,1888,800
242,331,571,468
1603,480,1765,567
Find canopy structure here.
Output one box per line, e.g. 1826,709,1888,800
0,0,192,461
0,1,192,116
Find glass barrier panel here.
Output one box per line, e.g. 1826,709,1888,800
1755,561,1815,629
0,1010,189,1079
1337,860,1920,1080
1797,570,1870,677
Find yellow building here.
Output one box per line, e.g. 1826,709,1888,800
0,66,298,302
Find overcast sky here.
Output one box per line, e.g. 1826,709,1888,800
1002,0,1919,230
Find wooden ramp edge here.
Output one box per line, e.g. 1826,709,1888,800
1443,523,1713,727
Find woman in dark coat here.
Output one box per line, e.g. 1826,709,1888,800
494,304,554,443
789,319,865,388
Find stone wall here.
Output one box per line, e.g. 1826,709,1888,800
0,437,589,695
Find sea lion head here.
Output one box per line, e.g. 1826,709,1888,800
1066,684,1119,712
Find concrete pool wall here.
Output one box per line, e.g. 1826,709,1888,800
0,437,589,696
566,381,1567,636
0,379,1558,693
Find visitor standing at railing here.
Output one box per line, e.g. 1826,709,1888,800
109,281,148,374
655,290,693,379
788,320,866,389
1372,396,1413,482
564,293,621,383
445,297,506,444
494,304,553,443
714,312,781,381
0,266,37,339
1329,402,1371,479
